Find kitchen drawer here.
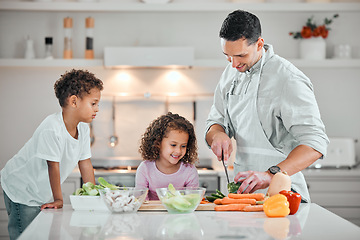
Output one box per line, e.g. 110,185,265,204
306,180,360,192
0,191,4,209
327,207,360,227
327,207,360,219
0,210,7,222
0,220,9,239
310,192,360,207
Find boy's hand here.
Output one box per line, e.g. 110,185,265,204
40,199,63,210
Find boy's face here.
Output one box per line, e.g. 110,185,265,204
75,88,101,123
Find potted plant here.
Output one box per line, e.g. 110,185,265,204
289,14,339,60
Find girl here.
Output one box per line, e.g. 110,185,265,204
136,112,199,200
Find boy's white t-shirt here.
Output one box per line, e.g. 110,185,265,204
0,112,91,206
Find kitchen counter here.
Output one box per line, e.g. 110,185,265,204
18,203,360,240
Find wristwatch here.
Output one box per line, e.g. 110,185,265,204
268,165,281,175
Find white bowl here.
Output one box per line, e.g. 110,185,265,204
70,195,108,211
156,187,206,214
99,187,148,213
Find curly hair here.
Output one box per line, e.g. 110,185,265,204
54,69,104,107
139,112,198,165
219,10,261,45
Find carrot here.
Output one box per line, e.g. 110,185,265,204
228,193,265,201
200,200,210,204
221,197,256,205
242,205,264,212
215,203,251,211
214,198,222,205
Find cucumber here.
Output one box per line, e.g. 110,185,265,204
205,196,218,202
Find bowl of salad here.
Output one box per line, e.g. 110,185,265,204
156,184,206,214
70,177,121,211
99,187,148,213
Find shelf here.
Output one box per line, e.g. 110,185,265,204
0,58,103,67
1,1,360,12
1,58,360,68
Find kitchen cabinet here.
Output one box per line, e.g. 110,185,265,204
303,168,360,227
0,178,80,240
61,176,81,205
0,186,9,240
1,1,360,68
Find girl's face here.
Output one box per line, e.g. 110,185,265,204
159,129,189,166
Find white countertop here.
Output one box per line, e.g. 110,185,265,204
18,203,360,240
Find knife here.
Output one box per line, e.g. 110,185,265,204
221,152,230,184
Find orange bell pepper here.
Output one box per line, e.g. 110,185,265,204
263,194,290,218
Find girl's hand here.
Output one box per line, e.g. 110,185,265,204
40,199,63,211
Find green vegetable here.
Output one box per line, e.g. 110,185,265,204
97,177,119,190
204,189,226,202
160,184,201,213
211,193,223,199
227,182,242,194
205,196,218,202
216,189,226,198
73,177,119,196
82,182,99,196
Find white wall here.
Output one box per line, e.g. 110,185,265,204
1,6,360,169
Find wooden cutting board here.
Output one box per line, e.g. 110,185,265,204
139,200,215,211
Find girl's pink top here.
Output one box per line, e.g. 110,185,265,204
135,160,199,200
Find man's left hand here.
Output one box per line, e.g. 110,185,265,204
234,170,272,194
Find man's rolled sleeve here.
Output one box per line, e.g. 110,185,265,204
281,75,330,157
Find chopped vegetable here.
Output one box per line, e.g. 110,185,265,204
214,203,251,211
263,194,290,217
227,182,242,194
73,178,120,196
279,190,301,215
204,189,226,202
266,171,291,197
159,184,201,213
98,177,120,190
216,189,226,198
205,196,218,202
228,193,265,201
220,197,256,205
82,182,99,196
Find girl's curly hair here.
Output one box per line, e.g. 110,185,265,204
139,112,198,165
54,69,103,107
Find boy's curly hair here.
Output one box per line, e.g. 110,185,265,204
139,112,198,165
54,69,103,107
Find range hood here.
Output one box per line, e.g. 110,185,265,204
104,46,194,68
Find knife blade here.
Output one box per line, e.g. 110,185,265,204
221,152,230,184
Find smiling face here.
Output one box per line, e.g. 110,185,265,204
75,88,101,123
158,129,189,167
221,37,264,72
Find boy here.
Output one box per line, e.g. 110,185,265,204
0,69,103,239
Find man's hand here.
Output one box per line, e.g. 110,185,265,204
206,124,233,162
40,199,63,210
234,171,272,194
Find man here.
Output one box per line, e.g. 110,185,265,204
205,10,329,202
